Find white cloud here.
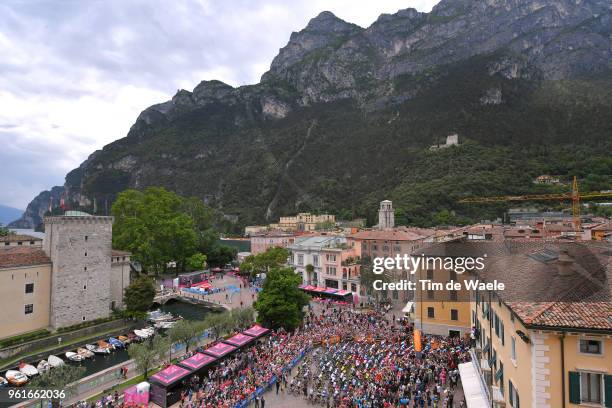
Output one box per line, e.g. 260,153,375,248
0,0,439,210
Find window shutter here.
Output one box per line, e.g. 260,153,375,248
569,371,581,404
605,375,612,408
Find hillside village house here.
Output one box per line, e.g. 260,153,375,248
0,212,131,339
412,239,612,408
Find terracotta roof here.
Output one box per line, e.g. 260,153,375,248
422,239,612,331
0,247,51,268
0,234,42,242
111,249,131,256
591,222,612,231
348,229,426,241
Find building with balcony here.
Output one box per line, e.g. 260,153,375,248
287,235,360,294
420,239,612,408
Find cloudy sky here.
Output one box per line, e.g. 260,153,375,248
0,0,439,210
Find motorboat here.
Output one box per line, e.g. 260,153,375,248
77,347,94,359
36,360,50,373
85,344,96,352
133,329,152,339
65,352,83,362
154,321,177,329
108,337,125,348
5,370,28,386
48,355,64,368
93,347,111,355
0,377,7,387
118,335,131,344
147,310,175,322
97,340,114,350
18,362,38,377
127,333,138,342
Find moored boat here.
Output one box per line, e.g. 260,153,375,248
65,352,83,362
36,360,50,373
118,335,131,344
97,340,113,349
0,376,7,387
48,355,64,368
127,333,138,342
5,370,28,386
93,347,111,355
108,337,125,348
77,347,94,359
18,362,38,377
85,344,96,352
133,329,151,339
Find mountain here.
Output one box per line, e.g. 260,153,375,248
0,204,24,226
13,0,612,230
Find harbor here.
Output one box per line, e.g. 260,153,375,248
0,300,215,389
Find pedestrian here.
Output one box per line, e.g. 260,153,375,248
276,379,280,394
261,396,265,408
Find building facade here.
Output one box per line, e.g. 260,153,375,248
250,232,296,255
0,246,52,338
288,235,360,293
0,212,131,339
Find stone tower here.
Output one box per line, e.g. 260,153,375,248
378,200,395,230
44,212,114,329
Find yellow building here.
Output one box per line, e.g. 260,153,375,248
465,240,612,408
0,246,52,338
413,239,476,337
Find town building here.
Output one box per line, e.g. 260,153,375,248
534,174,561,184
347,228,428,307
411,238,612,408
273,213,335,232
244,225,268,236
591,222,612,241
0,234,43,248
250,231,296,255
287,235,360,293
0,212,131,338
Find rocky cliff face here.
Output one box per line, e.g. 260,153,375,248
14,0,612,228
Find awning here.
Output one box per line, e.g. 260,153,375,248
313,287,327,292
303,285,316,291
402,301,414,313
178,353,216,372
223,333,255,347
458,362,489,408
243,324,270,338
324,288,338,294
149,365,191,387
298,284,306,289
335,289,351,296
202,342,237,358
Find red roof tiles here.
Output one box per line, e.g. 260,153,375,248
0,247,51,268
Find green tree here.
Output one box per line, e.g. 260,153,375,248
112,187,198,273
230,307,255,329
128,336,169,379
206,244,237,267
168,320,205,354
124,276,156,312
255,267,310,331
0,224,9,237
28,365,86,405
240,247,289,277
203,312,233,339
186,252,207,271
